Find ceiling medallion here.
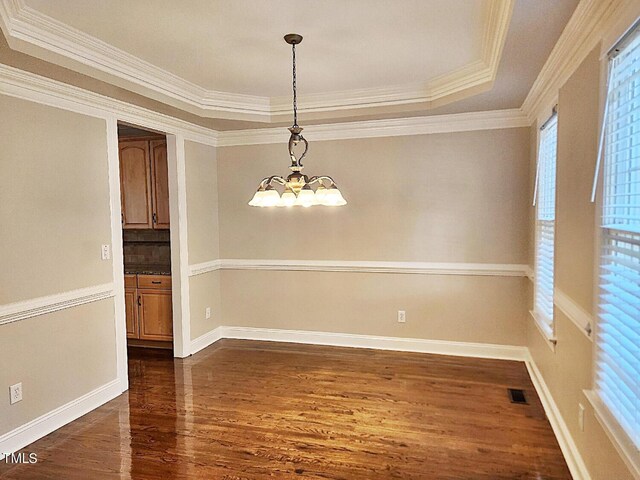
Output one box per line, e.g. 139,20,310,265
249,34,347,208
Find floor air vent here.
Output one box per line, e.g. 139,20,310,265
508,388,528,404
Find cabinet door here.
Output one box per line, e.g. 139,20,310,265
124,288,139,339
150,140,170,229
119,140,153,229
138,289,173,341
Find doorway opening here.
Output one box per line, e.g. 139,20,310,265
117,123,174,359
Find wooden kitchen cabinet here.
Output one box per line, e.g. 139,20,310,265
138,289,173,341
119,138,169,230
125,274,173,344
124,287,139,339
150,140,171,229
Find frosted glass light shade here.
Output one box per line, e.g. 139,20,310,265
279,190,297,207
323,187,347,206
296,187,317,208
248,190,264,207
315,185,327,204
261,188,281,207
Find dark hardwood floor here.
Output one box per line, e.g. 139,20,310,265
0,340,571,479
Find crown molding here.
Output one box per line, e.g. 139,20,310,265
0,63,218,145
217,108,530,146
521,0,631,123
0,0,513,122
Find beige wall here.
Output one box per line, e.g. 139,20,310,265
0,96,112,303
0,301,117,433
184,140,221,339
185,141,219,264
527,47,634,479
217,129,530,346
219,129,530,263
0,96,117,435
222,271,528,345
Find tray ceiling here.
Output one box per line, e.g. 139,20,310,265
0,0,579,125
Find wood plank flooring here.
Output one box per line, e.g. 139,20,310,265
0,340,572,479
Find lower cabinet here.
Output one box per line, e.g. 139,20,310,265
124,288,139,338
125,274,173,343
138,289,173,341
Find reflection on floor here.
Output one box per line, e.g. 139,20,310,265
0,340,572,479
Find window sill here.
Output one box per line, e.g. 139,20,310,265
584,390,640,479
529,310,557,353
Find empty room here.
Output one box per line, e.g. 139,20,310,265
1,0,639,478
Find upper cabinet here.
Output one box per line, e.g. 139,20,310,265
119,138,170,230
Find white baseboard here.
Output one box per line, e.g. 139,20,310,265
218,326,529,361
0,378,122,457
190,327,223,355
525,357,591,480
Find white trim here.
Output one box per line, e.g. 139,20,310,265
0,378,121,456
554,289,594,340
584,390,640,479
525,358,591,480
525,265,534,281
522,0,633,123
167,135,191,358
213,259,529,277
529,310,557,352
0,63,217,145
190,327,224,355
216,109,530,147
218,326,529,361
105,116,129,392
0,0,512,121
188,260,223,277
0,283,114,326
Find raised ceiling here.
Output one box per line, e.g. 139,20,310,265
0,0,579,127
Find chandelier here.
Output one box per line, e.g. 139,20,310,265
249,34,347,208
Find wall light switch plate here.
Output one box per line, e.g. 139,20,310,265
205,307,211,319
397,310,406,323
10,383,22,405
101,244,111,260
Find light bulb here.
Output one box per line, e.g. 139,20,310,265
323,186,347,206
279,190,296,207
296,186,317,208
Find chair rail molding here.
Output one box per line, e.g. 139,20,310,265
0,283,115,326
189,259,530,277
553,289,593,340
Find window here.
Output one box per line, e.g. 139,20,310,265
596,25,640,453
533,114,558,339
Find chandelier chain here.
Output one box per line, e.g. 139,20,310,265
292,42,298,127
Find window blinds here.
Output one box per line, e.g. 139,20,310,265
597,26,640,451
534,115,558,337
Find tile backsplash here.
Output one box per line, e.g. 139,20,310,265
123,230,171,267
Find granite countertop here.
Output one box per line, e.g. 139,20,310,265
124,264,171,275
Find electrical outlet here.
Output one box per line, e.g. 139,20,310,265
101,244,111,260
9,383,22,405
578,403,585,431
205,307,211,319
397,310,406,323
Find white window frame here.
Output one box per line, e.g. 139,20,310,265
587,22,640,478
531,113,558,348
